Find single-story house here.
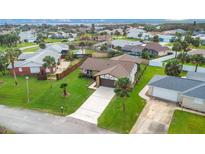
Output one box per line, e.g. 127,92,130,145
122,42,170,57
127,28,152,40
188,49,205,58
19,30,36,42
144,42,170,56
94,35,111,42
148,75,205,113
122,45,145,56
163,29,186,35
186,71,205,81
192,34,205,45
112,40,144,48
158,34,175,43
8,44,68,76
80,54,142,88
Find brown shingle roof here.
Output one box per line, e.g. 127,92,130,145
80,55,137,78
145,42,169,52
111,54,143,64
94,64,129,78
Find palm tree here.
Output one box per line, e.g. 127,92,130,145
172,41,182,58
177,52,190,64
0,52,8,76
191,54,204,72
43,56,56,74
60,83,68,97
43,56,56,88
165,59,182,77
5,48,21,85
114,78,131,112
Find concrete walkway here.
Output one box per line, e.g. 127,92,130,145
0,105,112,134
69,86,115,124
130,99,176,134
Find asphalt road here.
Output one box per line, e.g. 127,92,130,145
0,105,113,134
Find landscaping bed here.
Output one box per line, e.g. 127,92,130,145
0,69,94,115
168,110,205,134
98,66,165,133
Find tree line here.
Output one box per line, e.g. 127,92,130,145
0,33,20,47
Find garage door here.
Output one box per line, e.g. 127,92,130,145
100,79,115,88
152,87,178,102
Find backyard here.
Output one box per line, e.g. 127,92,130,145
98,65,165,133
0,69,94,115
168,110,205,134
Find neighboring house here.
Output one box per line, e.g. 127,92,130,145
19,30,36,42
188,49,205,58
163,29,186,35
122,42,170,57
158,34,175,43
186,71,205,81
112,40,143,48
8,44,68,76
148,75,205,113
127,28,152,40
192,34,205,45
80,54,142,88
122,45,145,56
95,35,111,42
144,42,170,56
73,49,91,58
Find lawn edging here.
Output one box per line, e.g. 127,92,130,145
98,65,165,133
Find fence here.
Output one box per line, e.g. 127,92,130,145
56,61,82,80
149,53,175,67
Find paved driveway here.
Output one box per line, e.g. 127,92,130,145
130,99,176,134
69,86,115,124
0,105,112,134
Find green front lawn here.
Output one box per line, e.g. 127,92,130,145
45,38,66,43
98,66,165,133
22,46,40,53
168,110,205,134
0,69,94,115
112,35,141,41
17,42,36,48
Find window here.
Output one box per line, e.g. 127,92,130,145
19,68,23,72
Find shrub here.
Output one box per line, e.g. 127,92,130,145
39,43,46,49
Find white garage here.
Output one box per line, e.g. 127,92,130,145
148,75,204,104
152,87,179,102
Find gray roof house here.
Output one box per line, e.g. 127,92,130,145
8,44,67,75
186,71,205,81
148,75,205,113
112,40,143,48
